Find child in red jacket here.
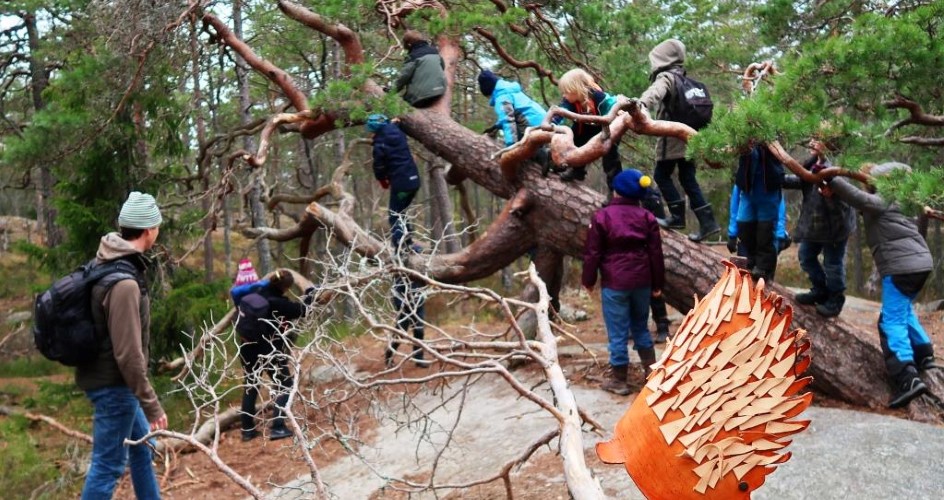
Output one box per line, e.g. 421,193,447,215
583,169,665,395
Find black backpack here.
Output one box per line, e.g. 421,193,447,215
33,259,140,366
235,292,271,342
665,72,714,130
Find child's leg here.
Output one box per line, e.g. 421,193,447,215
600,288,631,368
627,287,654,350
879,275,918,371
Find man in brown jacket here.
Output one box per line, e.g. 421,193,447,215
76,191,167,500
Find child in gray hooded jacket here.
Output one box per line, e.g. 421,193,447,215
827,162,935,408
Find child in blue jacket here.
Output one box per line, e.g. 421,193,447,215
366,114,422,252
733,143,785,282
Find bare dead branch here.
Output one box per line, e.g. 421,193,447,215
0,405,92,443
474,28,556,84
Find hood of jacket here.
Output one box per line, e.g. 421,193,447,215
407,41,439,61
96,232,143,263
488,79,523,106
648,39,686,80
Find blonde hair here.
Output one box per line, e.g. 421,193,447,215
558,68,602,106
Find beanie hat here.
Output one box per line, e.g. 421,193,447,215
118,191,163,229
477,70,499,97
866,161,912,178
365,114,389,133
612,169,652,200
234,258,259,286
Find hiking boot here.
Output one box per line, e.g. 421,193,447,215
795,288,828,306
815,294,845,318
889,365,928,409
601,364,631,396
241,429,259,442
413,349,431,368
559,167,587,182
658,201,686,230
269,426,293,441
688,204,721,242
384,347,396,368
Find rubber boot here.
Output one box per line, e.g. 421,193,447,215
795,284,828,305
650,295,670,343
638,348,657,378
659,201,686,230
752,220,777,281
269,393,293,441
737,221,758,271
601,364,631,395
688,204,721,242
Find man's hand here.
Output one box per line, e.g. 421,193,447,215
150,413,168,432
379,179,391,189
727,236,738,254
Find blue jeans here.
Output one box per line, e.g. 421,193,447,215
879,275,931,366
389,189,418,248
654,158,708,209
82,386,160,500
601,287,653,367
798,240,848,294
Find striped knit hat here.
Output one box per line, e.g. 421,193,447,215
234,259,260,286
118,191,163,229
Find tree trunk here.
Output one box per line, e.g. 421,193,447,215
25,12,61,247
393,110,944,421
234,0,272,274
428,157,460,253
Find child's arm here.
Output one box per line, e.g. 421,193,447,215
581,214,604,290
394,59,417,92
372,138,388,181
638,73,673,112
646,214,666,293
494,97,518,146
828,177,887,214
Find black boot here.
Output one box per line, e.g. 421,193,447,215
889,364,928,408
653,320,671,344
914,344,941,371
751,220,777,281
736,221,758,271
638,348,657,378
269,393,293,440
795,285,828,305
688,204,721,242
659,201,686,229
815,293,845,318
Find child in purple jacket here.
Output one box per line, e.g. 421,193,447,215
582,169,665,395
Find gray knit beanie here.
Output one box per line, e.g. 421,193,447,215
868,161,912,178
118,191,163,229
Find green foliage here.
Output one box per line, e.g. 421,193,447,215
148,269,232,361
0,415,63,498
0,356,66,378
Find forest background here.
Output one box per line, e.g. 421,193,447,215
1,0,943,498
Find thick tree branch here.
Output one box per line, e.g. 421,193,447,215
767,140,871,184
884,94,944,137
474,28,556,84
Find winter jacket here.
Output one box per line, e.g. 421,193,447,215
489,79,547,146
735,145,784,194
554,89,618,146
582,197,665,292
394,41,446,107
782,156,857,242
372,122,421,192
639,39,688,161
829,177,932,277
76,233,163,422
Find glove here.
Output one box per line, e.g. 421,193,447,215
379,179,390,189
726,236,738,254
